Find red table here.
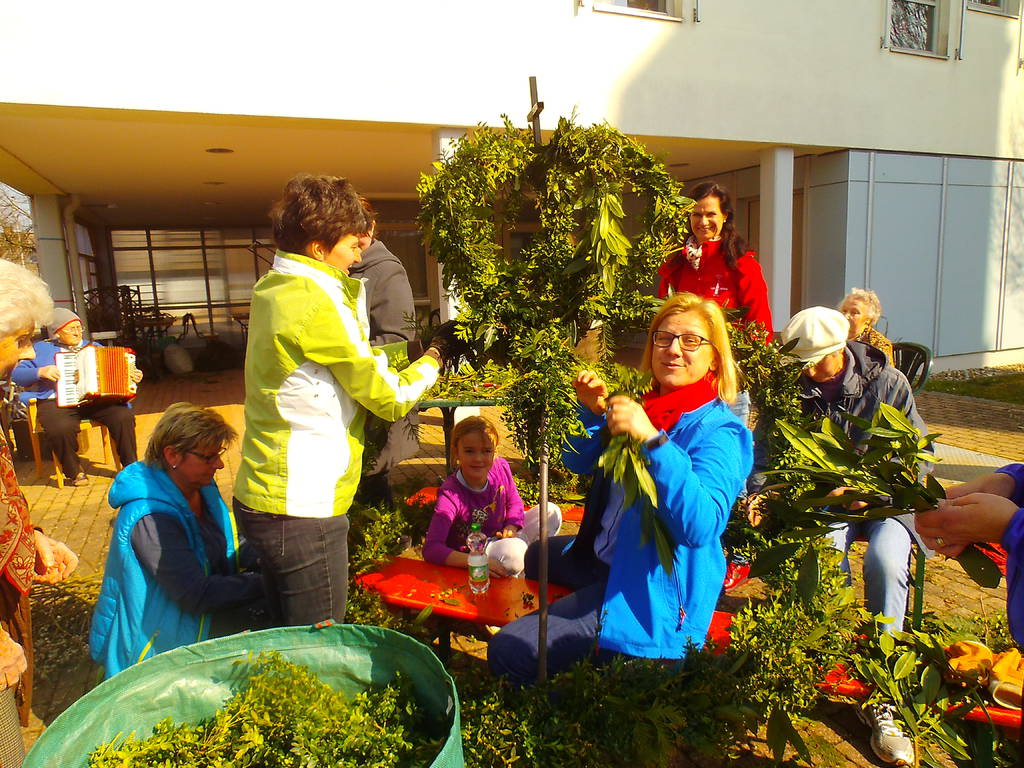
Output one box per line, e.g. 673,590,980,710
357,556,572,628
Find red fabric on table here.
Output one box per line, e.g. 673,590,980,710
563,505,584,524
357,557,572,627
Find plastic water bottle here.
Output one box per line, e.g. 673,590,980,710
466,523,490,594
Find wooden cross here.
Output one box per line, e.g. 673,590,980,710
527,76,544,148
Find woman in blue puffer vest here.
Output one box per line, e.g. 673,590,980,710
90,403,263,678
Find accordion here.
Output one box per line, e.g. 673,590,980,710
55,346,138,407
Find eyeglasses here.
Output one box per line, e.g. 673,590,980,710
187,448,227,464
651,331,712,352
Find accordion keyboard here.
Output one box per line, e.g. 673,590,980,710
55,352,81,406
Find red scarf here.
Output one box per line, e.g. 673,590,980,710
641,374,719,432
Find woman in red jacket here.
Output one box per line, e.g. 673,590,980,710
657,181,773,339
657,181,773,591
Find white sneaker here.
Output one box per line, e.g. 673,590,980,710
856,703,915,766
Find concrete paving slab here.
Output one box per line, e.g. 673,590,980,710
932,441,1010,483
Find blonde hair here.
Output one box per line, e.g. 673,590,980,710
145,403,237,471
0,260,53,337
640,292,740,404
449,416,500,467
839,288,882,326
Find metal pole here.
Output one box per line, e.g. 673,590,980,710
199,229,215,332
527,75,550,684
537,415,549,683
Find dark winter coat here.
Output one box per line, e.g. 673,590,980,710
797,340,932,552
349,239,420,473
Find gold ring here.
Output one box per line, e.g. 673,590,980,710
935,536,945,547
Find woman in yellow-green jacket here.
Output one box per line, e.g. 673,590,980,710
233,174,461,627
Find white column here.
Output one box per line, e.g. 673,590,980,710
31,194,75,317
759,147,794,320
431,127,466,323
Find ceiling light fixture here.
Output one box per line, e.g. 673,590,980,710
205,147,234,154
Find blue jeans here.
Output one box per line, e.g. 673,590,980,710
489,535,614,685
827,517,912,633
728,390,751,428
233,499,350,627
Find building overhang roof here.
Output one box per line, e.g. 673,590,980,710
0,103,839,228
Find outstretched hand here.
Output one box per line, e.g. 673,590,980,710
573,370,608,416
945,472,1016,501
915,492,1020,557
33,531,79,584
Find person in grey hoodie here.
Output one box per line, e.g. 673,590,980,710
349,218,421,508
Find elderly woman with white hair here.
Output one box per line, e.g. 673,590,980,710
0,259,79,761
839,288,893,364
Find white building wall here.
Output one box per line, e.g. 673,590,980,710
798,151,1024,365
703,149,1022,366
0,1,1020,160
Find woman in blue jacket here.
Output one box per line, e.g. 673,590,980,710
489,293,752,684
90,403,263,678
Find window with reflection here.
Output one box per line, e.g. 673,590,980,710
890,0,938,51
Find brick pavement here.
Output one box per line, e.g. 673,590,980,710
12,369,1021,765
917,391,1024,460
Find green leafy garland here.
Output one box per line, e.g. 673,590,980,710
417,117,689,463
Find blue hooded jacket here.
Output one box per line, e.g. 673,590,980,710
563,399,751,659
998,464,1024,645
89,461,241,678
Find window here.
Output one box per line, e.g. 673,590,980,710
967,0,1019,16
887,0,950,56
589,0,682,21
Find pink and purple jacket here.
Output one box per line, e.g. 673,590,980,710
423,457,525,564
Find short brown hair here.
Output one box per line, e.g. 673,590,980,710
145,403,237,471
270,174,371,255
449,416,500,462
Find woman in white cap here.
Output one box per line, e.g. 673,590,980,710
780,306,927,767
11,308,143,486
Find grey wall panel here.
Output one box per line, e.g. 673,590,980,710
1001,187,1024,350
874,154,944,185
844,180,869,294
948,157,1010,187
937,185,1006,355
810,151,853,187
848,151,870,183
803,181,850,311
868,182,941,345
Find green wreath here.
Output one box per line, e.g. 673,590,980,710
417,116,692,462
